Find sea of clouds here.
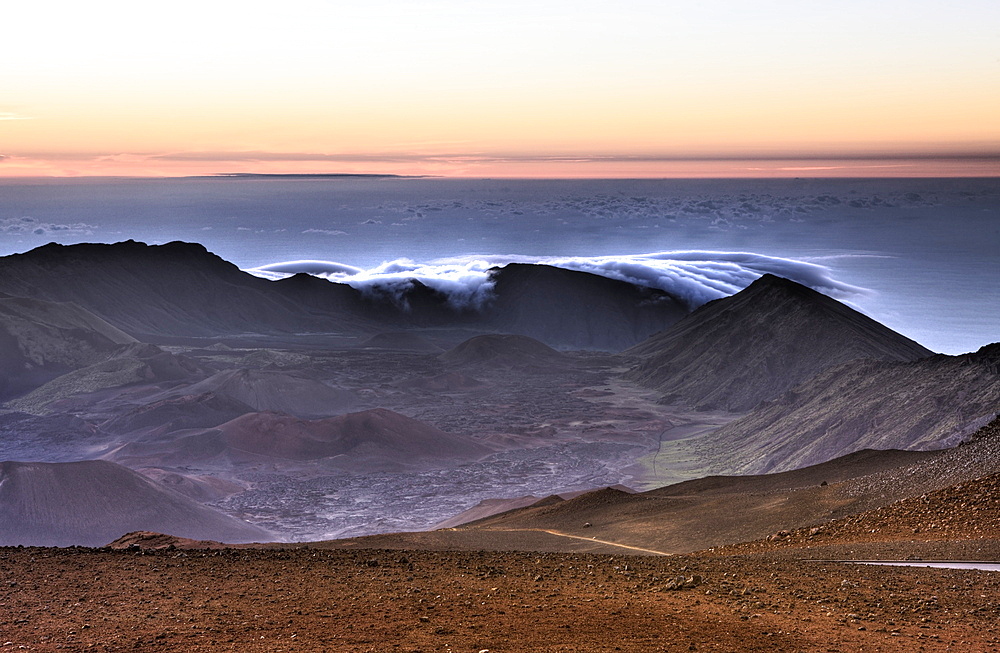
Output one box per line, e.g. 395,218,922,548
247,250,871,311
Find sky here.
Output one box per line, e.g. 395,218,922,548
2,0,999,178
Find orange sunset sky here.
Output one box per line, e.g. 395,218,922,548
3,0,998,178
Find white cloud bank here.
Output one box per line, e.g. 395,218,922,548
248,251,870,311
0,217,96,237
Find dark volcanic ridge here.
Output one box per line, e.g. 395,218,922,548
626,273,933,412
0,241,686,351
484,263,687,351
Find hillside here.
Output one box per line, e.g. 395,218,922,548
159,368,358,418
0,459,270,546
5,343,205,415
625,274,933,411
680,342,1000,474
439,333,569,368
0,241,688,350
108,408,492,471
0,240,366,339
0,295,137,398
484,263,687,350
323,416,1000,556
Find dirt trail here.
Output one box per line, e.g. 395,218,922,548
486,527,672,556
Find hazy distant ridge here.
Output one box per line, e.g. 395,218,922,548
0,241,687,351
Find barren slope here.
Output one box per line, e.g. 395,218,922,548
681,342,1000,474
0,295,137,398
319,418,1000,556
161,368,358,418
626,274,933,411
108,408,492,471
5,344,204,415
439,333,569,369
484,263,687,350
0,459,270,546
100,391,255,437
0,242,689,350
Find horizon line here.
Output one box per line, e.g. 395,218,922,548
2,154,998,180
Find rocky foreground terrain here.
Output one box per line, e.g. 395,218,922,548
3,420,999,652
2,531,998,652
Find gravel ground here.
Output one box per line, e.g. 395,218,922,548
1,544,998,652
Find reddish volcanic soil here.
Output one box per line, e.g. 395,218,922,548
3,458,1000,651
2,543,999,652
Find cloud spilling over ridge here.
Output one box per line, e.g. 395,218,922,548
249,251,871,310
254,258,500,310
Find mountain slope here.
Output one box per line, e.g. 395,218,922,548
484,263,687,350
678,342,1000,475
5,343,205,415
625,274,933,411
0,242,688,350
0,295,137,398
161,368,358,418
439,334,569,369
100,391,256,437
441,418,1000,554
108,408,492,471
0,459,270,546
0,240,370,339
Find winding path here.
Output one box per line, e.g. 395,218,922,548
486,527,672,556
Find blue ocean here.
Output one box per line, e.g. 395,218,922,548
1,175,997,355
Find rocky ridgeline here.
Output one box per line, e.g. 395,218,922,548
729,472,1000,555
705,416,1000,555
688,349,1000,475
838,414,1000,505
